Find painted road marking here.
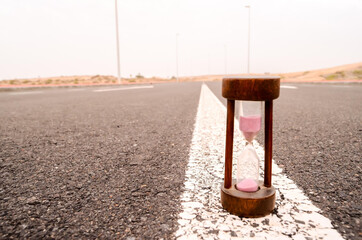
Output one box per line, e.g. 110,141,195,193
9,91,43,95
93,85,154,92
175,84,343,239
67,88,86,92
281,85,298,89
330,85,352,88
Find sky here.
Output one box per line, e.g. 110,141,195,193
1,0,361,80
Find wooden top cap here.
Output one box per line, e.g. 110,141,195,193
222,76,280,101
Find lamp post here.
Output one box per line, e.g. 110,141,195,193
224,44,227,75
115,0,121,84
245,5,251,74
176,33,179,83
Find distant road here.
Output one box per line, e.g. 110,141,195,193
0,82,361,239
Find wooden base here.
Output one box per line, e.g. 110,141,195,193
221,180,275,218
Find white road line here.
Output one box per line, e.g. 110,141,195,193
281,85,298,89
175,84,343,240
9,91,43,95
67,88,85,92
93,85,154,92
330,85,352,88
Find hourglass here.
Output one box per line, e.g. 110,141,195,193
221,76,280,217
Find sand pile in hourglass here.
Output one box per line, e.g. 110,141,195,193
236,101,261,192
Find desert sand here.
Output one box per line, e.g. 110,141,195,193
1,62,361,88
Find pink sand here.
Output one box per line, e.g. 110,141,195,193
239,115,261,142
236,178,258,192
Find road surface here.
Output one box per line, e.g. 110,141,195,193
0,82,361,239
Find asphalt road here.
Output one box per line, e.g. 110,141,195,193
0,83,201,239
207,82,362,240
0,82,361,239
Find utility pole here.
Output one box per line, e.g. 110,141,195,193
115,0,121,84
176,33,179,83
224,44,227,75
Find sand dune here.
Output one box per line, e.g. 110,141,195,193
179,62,362,82
279,62,362,82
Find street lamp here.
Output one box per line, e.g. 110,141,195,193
176,33,179,83
115,0,121,84
245,5,251,74
224,44,227,75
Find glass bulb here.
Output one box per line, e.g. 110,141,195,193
239,101,261,143
236,143,260,192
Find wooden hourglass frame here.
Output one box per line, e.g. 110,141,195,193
221,76,280,218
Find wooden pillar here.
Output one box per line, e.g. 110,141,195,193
264,100,273,187
224,99,235,189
